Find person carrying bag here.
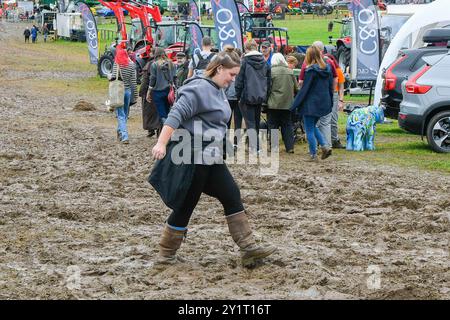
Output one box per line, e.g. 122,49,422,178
149,51,276,269
109,45,138,144
149,48,175,125
108,64,124,110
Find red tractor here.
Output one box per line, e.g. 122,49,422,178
97,0,162,81
153,21,217,62
253,0,268,13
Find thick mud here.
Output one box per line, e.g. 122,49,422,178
0,21,449,299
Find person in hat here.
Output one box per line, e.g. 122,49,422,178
260,41,273,67
175,52,189,88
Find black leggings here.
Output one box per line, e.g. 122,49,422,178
167,164,244,228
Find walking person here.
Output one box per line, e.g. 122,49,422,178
139,59,161,138
110,45,138,144
23,27,30,43
291,46,333,162
260,41,273,68
325,53,346,149
149,47,175,126
298,41,338,148
223,46,243,130
150,51,276,268
30,24,38,43
267,53,298,153
42,23,49,42
187,36,215,78
175,52,189,88
235,40,271,153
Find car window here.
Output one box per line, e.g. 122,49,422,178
411,52,446,71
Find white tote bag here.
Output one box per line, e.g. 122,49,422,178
108,66,124,109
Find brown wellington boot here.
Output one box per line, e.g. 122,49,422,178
226,211,276,268
321,146,332,160
153,224,186,268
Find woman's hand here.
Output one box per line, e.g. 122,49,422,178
152,142,167,160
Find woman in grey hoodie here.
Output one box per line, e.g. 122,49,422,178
151,51,276,268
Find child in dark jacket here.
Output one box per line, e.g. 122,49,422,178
291,46,333,162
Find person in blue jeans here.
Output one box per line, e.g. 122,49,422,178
149,47,175,125
291,46,333,162
30,25,38,43
110,45,138,144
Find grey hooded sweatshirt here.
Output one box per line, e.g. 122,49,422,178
165,76,231,142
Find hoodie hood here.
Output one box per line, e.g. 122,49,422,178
183,75,220,89
306,64,331,78
244,52,266,70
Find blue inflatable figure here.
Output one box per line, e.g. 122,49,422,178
346,105,384,151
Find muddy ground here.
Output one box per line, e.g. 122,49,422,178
0,21,449,300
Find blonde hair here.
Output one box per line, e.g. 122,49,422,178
204,51,241,78
286,55,298,66
271,53,288,67
244,39,258,52
305,46,326,69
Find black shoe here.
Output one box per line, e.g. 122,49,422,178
147,130,156,138
332,141,346,149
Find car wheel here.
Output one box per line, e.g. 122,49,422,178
98,53,114,78
426,111,450,153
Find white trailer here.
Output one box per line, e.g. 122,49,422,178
17,1,33,14
56,12,84,39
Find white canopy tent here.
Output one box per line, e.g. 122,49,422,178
374,0,450,106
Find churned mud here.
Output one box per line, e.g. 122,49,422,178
0,21,449,299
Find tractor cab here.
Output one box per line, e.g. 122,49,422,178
152,21,216,61
242,12,272,36
249,27,289,54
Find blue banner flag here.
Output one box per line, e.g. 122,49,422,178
351,0,380,80
210,0,243,50
189,0,200,21
79,2,99,65
188,22,204,56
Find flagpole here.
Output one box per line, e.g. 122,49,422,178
198,0,201,24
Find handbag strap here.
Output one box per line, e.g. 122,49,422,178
162,62,174,85
115,63,123,81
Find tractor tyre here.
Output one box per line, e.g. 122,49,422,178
98,54,114,78
336,45,351,90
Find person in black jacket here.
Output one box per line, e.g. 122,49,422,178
235,40,271,153
23,27,31,43
291,46,333,162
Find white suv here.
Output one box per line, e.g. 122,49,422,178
399,41,450,153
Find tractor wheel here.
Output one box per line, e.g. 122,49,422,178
336,45,351,73
98,54,114,78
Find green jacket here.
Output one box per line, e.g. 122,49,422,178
267,65,299,110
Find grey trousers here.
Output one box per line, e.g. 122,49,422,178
330,92,340,143
318,92,339,148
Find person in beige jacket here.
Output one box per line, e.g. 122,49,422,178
267,53,299,153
